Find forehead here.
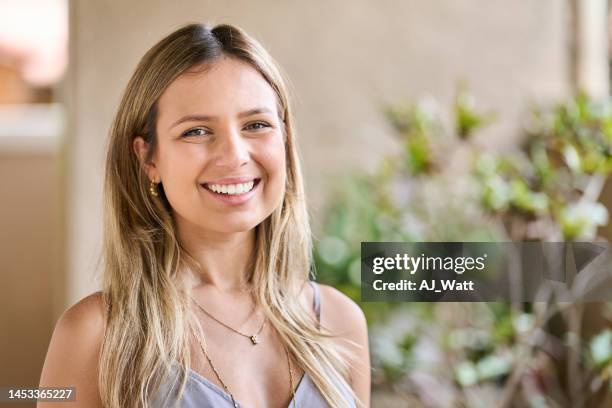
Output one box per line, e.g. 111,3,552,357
157,56,279,125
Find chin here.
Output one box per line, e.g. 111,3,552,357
206,219,260,234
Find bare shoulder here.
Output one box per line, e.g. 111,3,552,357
51,291,106,350
38,291,106,407
317,283,371,407
317,283,367,336
297,281,367,334
60,291,106,332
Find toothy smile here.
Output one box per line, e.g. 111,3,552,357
202,178,261,195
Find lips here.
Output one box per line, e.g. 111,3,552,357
202,176,260,185
200,178,261,206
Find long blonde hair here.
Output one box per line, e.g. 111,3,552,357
100,23,362,408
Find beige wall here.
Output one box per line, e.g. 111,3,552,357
0,152,62,408
67,0,574,305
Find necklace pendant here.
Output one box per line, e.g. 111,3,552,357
250,335,259,345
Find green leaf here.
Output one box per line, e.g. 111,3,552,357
591,330,612,368
455,361,479,387
454,86,495,139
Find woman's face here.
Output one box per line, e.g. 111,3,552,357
135,56,287,234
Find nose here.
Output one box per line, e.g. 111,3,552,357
211,127,250,169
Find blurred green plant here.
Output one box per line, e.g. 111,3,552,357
474,93,612,241
313,88,612,406
455,82,496,139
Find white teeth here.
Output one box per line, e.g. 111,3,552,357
207,180,255,195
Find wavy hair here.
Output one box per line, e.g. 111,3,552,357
100,23,362,408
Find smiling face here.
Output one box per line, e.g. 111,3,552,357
134,56,287,235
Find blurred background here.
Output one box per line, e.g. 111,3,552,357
1,0,612,407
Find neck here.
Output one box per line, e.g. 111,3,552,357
177,217,256,294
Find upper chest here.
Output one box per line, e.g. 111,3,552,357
183,284,316,407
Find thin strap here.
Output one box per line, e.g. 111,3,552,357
309,280,321,325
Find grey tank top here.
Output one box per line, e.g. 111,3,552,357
149,281,357,408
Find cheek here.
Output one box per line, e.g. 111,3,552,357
157,145,204,196
261,139,287,208
261,137,287,183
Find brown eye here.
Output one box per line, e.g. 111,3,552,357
182,128,210,137
244,121,270,131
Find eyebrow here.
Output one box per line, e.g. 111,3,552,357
168,107,275,130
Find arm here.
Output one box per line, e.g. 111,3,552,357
318,284,371,408
38,292,105,408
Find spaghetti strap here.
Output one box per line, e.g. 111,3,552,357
309,280,321,324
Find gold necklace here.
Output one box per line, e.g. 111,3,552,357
189,325,297,408
191,296,267,345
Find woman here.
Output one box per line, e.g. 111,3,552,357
39,23,370,408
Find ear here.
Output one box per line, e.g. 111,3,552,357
133,136,159,182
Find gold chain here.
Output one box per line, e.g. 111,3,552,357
191,296,267,345
189,324,297,408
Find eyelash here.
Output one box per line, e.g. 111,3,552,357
181,121,271,137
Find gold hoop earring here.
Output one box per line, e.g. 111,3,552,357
149,179,159,197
